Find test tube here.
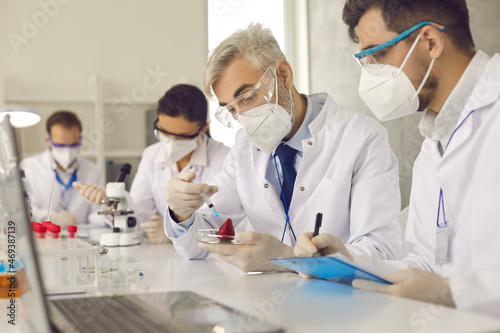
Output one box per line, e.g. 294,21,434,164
48,224,62,285
34,224,47,250
200,192,220,218
67,225,78,286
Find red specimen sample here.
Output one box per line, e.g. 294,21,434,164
217,218,235,242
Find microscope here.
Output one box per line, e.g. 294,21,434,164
99,163,142,247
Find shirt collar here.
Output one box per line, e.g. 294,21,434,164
280,94,322,153
154,134,208,168
419,50,490,147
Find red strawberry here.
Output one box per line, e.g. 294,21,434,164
217,218,235,243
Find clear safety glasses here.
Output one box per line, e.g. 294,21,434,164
353,21,445,69
48,136,82,148
215,64,277,128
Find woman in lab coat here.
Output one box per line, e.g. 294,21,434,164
295,0,500,317
76,84,229,243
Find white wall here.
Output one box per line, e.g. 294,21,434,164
0,0,208,181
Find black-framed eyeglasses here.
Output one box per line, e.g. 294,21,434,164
153,119,204,140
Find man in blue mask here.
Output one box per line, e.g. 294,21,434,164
295,0,500,317
163,23,402,273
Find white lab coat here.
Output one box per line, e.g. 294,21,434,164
167,93,402,260
131,135,229,224
20,149,104,224
353,54,500,317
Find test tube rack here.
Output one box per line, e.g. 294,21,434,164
36,239,100,295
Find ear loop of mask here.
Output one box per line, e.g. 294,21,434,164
274,65,295,116
413,58,435,100
396,33,436,101
274,65,279,107
397,34,422,76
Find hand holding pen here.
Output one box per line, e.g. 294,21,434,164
293,213,354,261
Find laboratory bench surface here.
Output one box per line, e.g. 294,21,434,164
3,232,500,333
102,238,500,333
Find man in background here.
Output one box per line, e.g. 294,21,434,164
21,110,103,226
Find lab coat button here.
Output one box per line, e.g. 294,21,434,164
264,183,269,188
257,148,261,151
300,186,305,191
308,141,313,146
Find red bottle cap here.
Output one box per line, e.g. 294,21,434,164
39,225,47,233
30,222,40,231
67,225,78,233
48,224,61,233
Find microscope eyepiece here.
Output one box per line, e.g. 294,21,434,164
115,163,132,183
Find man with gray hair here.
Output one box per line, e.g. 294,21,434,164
163,23,401,272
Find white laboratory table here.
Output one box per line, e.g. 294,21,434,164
3,226,500,333
97,237,500,333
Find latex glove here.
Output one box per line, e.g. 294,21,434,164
73,181,107,205
294,232,353,261
198,231,294,273
140,214,171,244
50,210,76,227
352,268,455,307
165,171,218,221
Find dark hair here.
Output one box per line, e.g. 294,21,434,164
157,84,208,126
46,110,82,135
342,0,475,55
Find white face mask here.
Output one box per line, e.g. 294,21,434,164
238,80,294,154
158,135,198,163
51,147,78,170
358,34,436,121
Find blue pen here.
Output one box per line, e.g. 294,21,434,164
200,192,220,218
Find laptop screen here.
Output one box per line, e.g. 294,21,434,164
0,115,51,333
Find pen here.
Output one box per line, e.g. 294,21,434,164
200,192,220,218
312,213,323,257
313,212,323,237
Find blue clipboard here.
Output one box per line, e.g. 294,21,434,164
270,253,393,285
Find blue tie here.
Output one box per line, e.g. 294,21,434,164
275,144,297,212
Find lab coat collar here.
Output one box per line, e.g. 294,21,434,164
419,50,490,143
282,94,321,152
308,93,335,136
251,144,286,221
269,93,331,156
153,134,209,168
464,52,500,112
442,52,500,160
189,134,209,167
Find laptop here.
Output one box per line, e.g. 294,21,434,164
0,115,283,333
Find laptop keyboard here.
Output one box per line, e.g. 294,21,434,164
51,295,183,333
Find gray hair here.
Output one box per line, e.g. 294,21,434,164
202,23,286,98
